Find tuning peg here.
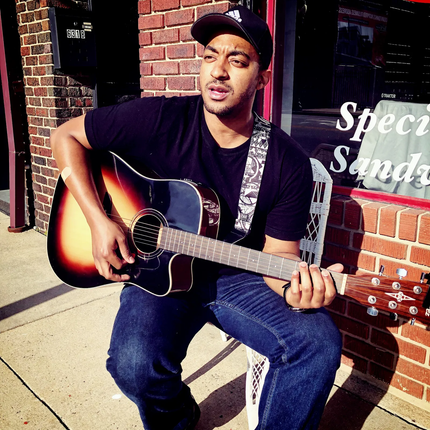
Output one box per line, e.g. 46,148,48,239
420,272,430,284
379,265,385,276
367,307,378,317
396,268,408,280
389,312,398,321
410,318,416,326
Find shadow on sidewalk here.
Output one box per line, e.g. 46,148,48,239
0,283,73,321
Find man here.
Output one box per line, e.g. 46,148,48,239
51,5,342,430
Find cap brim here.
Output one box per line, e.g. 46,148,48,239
191,14,258,53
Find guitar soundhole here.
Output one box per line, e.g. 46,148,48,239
132,212,164,257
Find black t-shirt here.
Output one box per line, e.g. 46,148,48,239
85,95,312,254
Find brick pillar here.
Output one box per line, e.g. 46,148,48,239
138,0,235,97
16,0,94,232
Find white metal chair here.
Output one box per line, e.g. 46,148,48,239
244,158,333,429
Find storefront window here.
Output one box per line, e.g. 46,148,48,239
275,0,430,199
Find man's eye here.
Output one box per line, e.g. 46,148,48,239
230,59,245,67
204,55,215,62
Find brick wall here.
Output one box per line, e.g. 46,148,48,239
16,0,93,232
138,0,237,97
324,196,430,407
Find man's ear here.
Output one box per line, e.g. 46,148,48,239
257,69,271,90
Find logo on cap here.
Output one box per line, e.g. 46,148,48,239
226,10,242,22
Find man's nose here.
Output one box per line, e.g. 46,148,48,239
210,59,229,80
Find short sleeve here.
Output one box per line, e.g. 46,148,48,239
264,158,313,241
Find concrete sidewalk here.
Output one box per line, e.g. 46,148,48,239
0,210,429,430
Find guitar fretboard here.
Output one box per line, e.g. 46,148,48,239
159,226,346,289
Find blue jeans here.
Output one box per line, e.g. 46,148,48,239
106,272,342,430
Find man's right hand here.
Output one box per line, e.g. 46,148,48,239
89,216,135,282
51,115,135,283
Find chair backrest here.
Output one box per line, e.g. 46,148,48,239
299,158,333,266
245,158,333,430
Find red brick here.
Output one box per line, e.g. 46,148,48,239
138,0,151,14
34,87,48,97
140,76,166,90
399,209,425,241
140,63,153,76
138,14,164,31
347,302,399,333
167,76,195,90
396,338,427,364
28,97,41,106
153,28,179,45
182,0,211,6
39,54,53,65
28,22,42,34
21,46,31,56
327,297,347,314
397,358,430,385
325,244,376,271
341,351,368,374
353,234,407,259
41,20,50,32
36,108,49,117
390,371,425,399
371,330,426,364
139,32,152,46
328,197,345,226
25,56,38,66
26,77,39,86
418,213,430,245
370,329,398,352
153,0,180,12
379,205,401,237
140,46,165,61
166,9,194,27
361,202,386,233
368,362,395,384
179,59,202,74
166,43,195,59
344,199,362,230
410,246,430,266
401,322,430,347
33,66,47,76
21,12,35,24
324,226,350,247
195,2,229,18
344,335,395,369
153,61,179,75
329,312,370,339
180,25,194,42
379,258,425,283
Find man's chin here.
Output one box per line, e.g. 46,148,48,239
203,101,233,118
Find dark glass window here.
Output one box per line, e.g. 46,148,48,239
275,0,430,199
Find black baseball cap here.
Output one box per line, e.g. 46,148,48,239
191,5,273,70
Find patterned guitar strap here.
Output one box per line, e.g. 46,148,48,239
234,112,271,235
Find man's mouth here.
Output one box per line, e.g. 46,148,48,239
207,83,231,101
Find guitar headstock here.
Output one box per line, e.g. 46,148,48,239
342,269,430,325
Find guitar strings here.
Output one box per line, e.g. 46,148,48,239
102,212,286,273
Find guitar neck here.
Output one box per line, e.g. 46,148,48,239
159,226,347,287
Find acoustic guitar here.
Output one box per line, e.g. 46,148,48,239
47,152,430,324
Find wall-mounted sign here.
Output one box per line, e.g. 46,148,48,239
49,7,96,69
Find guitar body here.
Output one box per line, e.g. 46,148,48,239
47,152,220,296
